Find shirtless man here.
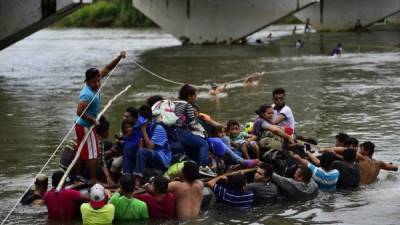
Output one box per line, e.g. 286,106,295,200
209,83,227,96
357,141,398,184
168,161,204,219
244,72,263,87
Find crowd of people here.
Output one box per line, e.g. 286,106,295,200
21,52,398,224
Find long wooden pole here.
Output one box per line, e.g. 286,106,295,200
56,85,131,192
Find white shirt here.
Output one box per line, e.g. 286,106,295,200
272,104,295,130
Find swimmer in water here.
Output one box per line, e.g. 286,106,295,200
331,43,343,57
244,72,263,87
209,83,227,96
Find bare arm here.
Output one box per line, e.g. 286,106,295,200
76,101,98,126
99,51,126,78
293,154,310,167
305,151,320,166
273,114,286,125
267,124,295,144
380,161,398,171
141,124,155,149
246,134,257,142
207,175,227,188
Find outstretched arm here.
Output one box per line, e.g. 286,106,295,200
207,175,227,188
293,154,310,167
100,51,126,78
305,151,320,166
380,161,398,171
266,124,295,144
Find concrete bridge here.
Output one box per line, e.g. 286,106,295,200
1,0,400,49
0,0,91,50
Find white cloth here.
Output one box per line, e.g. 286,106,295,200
272,104,295,130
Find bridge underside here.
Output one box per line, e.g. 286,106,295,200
132,0,317,44
294,0,400,31
0,0,90,51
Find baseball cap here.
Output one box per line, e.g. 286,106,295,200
89,183,106,209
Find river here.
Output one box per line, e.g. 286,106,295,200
0,25,399,225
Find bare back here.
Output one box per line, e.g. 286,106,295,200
359,158,381,185
168,180,204,219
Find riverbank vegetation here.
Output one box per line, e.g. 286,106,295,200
55,0,156,28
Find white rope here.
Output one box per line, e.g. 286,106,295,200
132,59,344,89
56,85,131,191
0,58,124,225
224,64,342,84
132,60,186,86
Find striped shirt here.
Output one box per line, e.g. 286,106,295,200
212,184,254,209
174,101,206,137
308,163,340,191
151,124,171,168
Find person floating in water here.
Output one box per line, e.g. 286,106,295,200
354,19,362,31
296,39,304,49
244,73,263,87
209,83,227,96
330,44,343,57
292,26,297,35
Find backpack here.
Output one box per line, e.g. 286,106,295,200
258,129,284,152
151,100,179,127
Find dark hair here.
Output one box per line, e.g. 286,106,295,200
299,166,312,183
272,88,285,96
96,116,110,137
227,120,240,130
147,95,164,108
51,170,64,187
258,163,273,178
320,152,336,170
335,132,349,144
343,148,357,163
35,175,48,187
360,141,375,156
345,137,359,148
191,103,200,114
121,119,132,135
138,105,152,120
152,176,169,194
85,68,100,82
255,104,272,117
120,175,135,193
126,107,138,120
178,84,197,101
182,161,199,183
228,173,247,192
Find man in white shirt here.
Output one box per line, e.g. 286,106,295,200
271,88,295,130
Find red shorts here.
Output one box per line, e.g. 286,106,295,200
75,124,99,160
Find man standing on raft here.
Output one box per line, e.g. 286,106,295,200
75,51,126,182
